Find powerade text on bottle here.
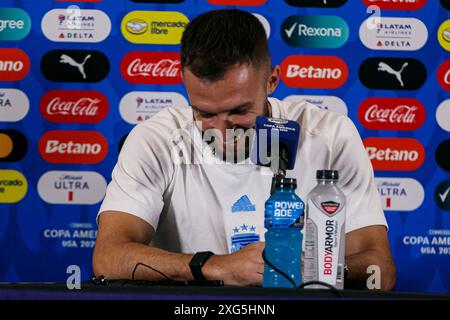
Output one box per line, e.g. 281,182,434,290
304,170,346,290
263,177,304,288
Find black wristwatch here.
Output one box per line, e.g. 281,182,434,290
189,251,214,282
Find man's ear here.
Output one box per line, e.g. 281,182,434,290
266,65,280,95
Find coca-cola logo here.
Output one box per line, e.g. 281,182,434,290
39,131,108,164
40,90,109,123
0,48,30,82
364,138,425,171
437,60,450,91
121,52,182,84
358,98,426,130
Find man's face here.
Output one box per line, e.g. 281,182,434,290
182,62,279,162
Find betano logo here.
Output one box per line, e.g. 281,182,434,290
41,9,111,43
121,11,189,45
438,20,450,51
362,0,427,10
38,131,108,164
0,48,30,81
0,8,31,41
0,170,27,203
376,178,424,211
358,98,426,131
281,15,349,48
364,137,425,171
37,171,107,205
0,89,29,122
280,55,348,89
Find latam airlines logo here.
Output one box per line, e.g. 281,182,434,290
41,9,111,43
0,48,30,81
281,55,348,89
0,8,31,41
281,15,349,48
122,11,189,45
358,98,426,130
360,17,428,51
0,89,29,122
38,131,108,164
285,0,347,8
121,52,181,85
376,178,424,211
364,138,425,171
40,90,109,123
362,0,427,10
119,91,188,124
283,95,348,115
37,171,107,205
0,170,27,203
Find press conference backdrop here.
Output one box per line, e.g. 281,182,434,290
1,0,450,293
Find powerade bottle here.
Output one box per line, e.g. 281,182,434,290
263,177,304,288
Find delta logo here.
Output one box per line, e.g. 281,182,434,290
38,131,108,164
0,170,27,203
121,52,182,85
361,0,427,10
280,55,348,89
121,11,189,45
40,90,109,124
0,8,31,41
358,98,426,130
375,178,425,211
364,138,425,171
0,48,30,81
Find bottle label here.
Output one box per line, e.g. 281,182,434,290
265,200,304,229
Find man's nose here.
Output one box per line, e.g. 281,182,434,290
214,113,235,140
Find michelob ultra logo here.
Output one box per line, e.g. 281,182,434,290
41,9,111,43
0,170,27,203
121,11,189,45
0,8,31,41
362,0,427,10
0,129,27,162
38,130,108,164
281,55,348,89
0,48,30,81
37,171,107,205
364,137,425,171
0,89,29,122
376,178,425,211
281,15,349,48
438,20,450,51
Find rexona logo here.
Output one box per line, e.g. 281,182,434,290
0,89,29,122
375,178,425,211
435,180,450,211
281,15,348,48
358,98,426,130
359,57,427,91
436,100,450,132
0,129,27,162
119,91,188,124
41,9,111,43
37,171,107,205
122,11,189,45
0,170,27,203
38,131,108,164
207,0,268,5
285,0,347,7
437,60,450,91
40,90,109,124
362,0,427,10
364,138,425,171
0,8,31,41
41,50,109,83
0,48,30,81
360,17,428,51
281,55,348,89
121,52,181,85
438,20,450,51
283,95,348,115
436,140,450,171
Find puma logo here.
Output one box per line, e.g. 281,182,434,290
377,61,409,87
59,54,91,79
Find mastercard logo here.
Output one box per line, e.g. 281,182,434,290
0,130,27,162
0,170,28,203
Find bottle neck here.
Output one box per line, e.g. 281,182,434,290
274,186,296,193
317,179,337,185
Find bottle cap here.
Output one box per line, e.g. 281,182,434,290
274,177,297,189
316,170,339,180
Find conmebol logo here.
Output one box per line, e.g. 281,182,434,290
121,51,181,85
358,98,426,130
361,0,427,10
40,90,109,123
280,55,348,89
0,48,30,81
38,131,108,164
364,138,425,171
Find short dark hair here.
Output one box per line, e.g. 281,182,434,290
180,9,270,82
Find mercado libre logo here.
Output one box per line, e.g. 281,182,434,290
435,180,450,211
281,15,349,48
438,20,450,51
121,11,189,45
0,8,31,41
285,0,347,8
0,170,27,203
0,129,27,162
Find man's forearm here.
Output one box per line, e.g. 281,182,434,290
345,249,396,291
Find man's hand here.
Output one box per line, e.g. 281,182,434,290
203,242,265,286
